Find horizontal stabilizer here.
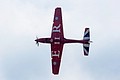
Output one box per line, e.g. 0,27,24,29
83,43,90,56
83,28,90,41
83,28,91,56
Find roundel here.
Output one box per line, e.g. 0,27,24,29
53,62,57,65
55,17,58,20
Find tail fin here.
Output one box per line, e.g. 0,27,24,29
83,28,90,56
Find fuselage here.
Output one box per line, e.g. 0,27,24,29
35,37,89,44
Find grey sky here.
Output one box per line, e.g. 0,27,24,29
0,0,120,80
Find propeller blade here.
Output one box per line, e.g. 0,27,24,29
35,36,39,46
36,42,39,46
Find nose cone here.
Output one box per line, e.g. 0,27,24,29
35,38,43,42
35,39,39,46
35,36,39,42
35,39,38,42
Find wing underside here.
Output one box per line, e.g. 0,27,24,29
51,7,64,38
51,7,64,75
51,43,64,74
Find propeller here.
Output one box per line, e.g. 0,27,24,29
35,36,39,46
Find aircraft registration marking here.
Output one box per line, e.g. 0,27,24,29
55,37,60,40
52,24,61,32
54,42,60,44
52,50,60,58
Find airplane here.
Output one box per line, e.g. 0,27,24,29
35,7,92,75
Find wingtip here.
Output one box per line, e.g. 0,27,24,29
53,72,59,75
55,7,61,9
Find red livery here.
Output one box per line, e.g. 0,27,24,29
35,7,92,75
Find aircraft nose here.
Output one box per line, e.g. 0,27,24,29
35,36,39,41
35,39,39,46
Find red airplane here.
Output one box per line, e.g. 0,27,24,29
35,7,92,75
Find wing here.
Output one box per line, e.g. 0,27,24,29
51,43,64,75
51,7,64,75
51,7,64,38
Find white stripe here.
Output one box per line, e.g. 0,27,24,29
84,48,88,55
83,44,89,47
84,37,90,40
84,29,89,36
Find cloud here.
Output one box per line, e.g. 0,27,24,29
0,0,120,80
